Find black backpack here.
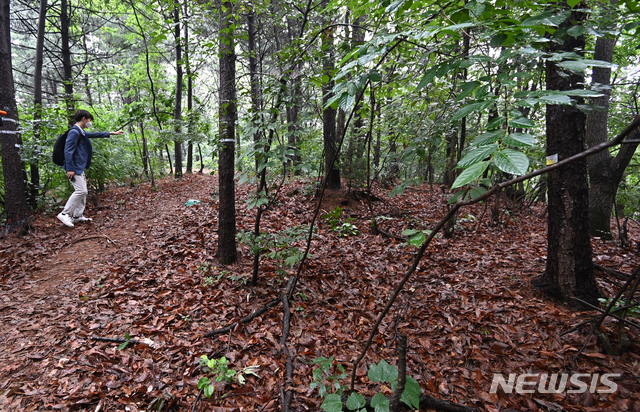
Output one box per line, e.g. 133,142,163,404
52,129,71,166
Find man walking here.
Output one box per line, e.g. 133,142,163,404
57,110,123,227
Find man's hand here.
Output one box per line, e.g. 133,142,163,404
110,131,125,135
66,171,75,180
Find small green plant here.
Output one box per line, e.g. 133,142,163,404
198,356,259,399
181,314,191,325
321,207,343,229
401,229,436,247
198,261,210,273
312,357,421,412
238,225,312,277
322,207,359,237
118,332,132,350
310,356,348,398
335,221,359,237
599,298,640,318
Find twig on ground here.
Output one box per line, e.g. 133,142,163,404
203,298,281,337
594,264,632,281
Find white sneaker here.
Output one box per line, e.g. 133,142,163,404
57,212,74,227
73,216,93,223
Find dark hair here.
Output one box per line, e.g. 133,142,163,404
74,109,94,122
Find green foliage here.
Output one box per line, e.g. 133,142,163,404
598,298,640,318
117,332,131,350
312,357,421,412
197,356,259,399
321,207,359,237
238,225,311,276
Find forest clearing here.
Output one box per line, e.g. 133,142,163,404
1,173,639,411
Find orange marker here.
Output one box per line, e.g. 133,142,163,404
0,110,7,116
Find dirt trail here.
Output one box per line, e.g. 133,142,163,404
0,174,214,410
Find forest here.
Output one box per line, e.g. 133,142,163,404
1,0,640,410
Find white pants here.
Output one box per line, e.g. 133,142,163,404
62,173,88,218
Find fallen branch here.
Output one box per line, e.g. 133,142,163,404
90,336,155,347
594,264,632,281
203,298,281,337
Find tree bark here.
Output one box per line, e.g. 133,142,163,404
60,0,74,127
184,2,193,174
540,3,600,306
321,4,340,189
218,0,237,264
30,0,47,210
173,4,183,178
586,17,639,238
0,0,29,233
247,5,262,173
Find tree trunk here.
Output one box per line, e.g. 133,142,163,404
586,26,639,238
60,0,74,127
0,0,29,233
184,3,193,174
322,5,341,189
173,4,183,178
218,0,237,264
247,6,262,173
540,4,600,306
30,0,47,210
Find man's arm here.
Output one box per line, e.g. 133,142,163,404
86,130,124,139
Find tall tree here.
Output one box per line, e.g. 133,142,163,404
29,0,48,210
60,0,74,127
217,0,237,264
184,2,193,174
321,2,340,189
0,0,29,233
586,3,640,238
538,3,600,306
173,3,183,178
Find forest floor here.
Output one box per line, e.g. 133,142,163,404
1,173,639,412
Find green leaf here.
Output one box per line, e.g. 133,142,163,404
567,0,581,6
416,68,436,91
346,392,366,410
321,394,344,412
486,116,506,130
447,190,465,205
203,384,215,398
564,89,605,97
457,144,498,168
503,132,535,147
371,392,390,412
400,377,422,409
368,70,382,82
465,1,485,17
474,129,504,146
452,102,482,121
451,161,490,189
508,117,535,128
469,186,488,200
490,33,508,47
117,341,129,351
197,377,211,389
494,149,529,175
535,94,572,105
408,231,426,247
456,81,481,101
368,360,398,383
557,60,588,73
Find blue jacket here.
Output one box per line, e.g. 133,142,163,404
64,125,109,174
